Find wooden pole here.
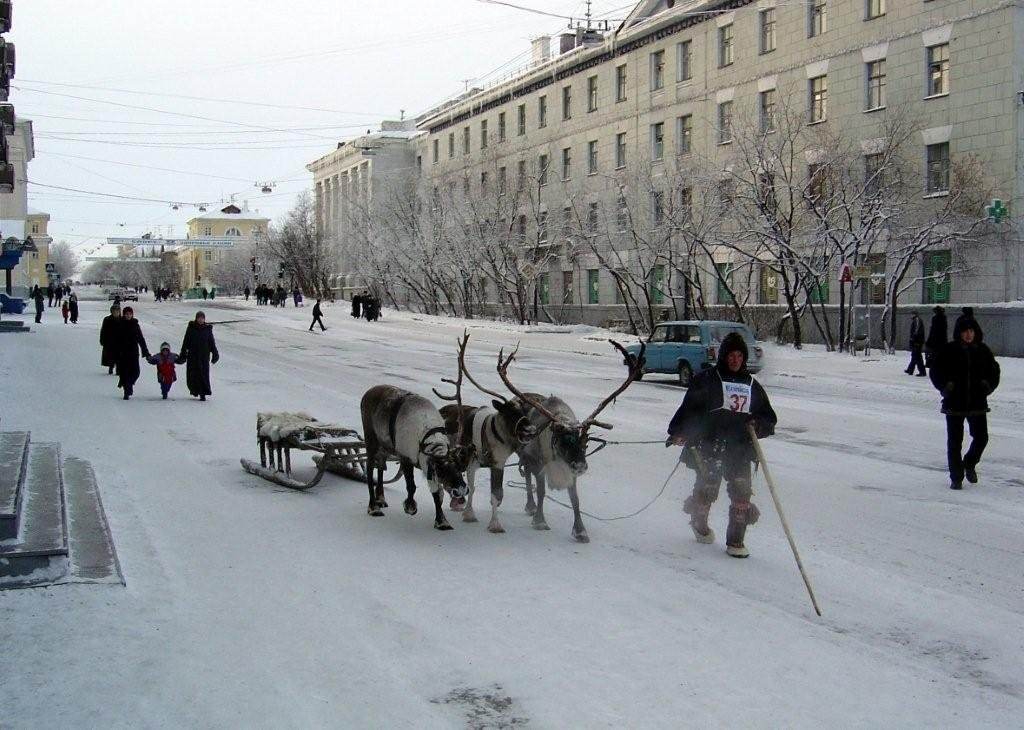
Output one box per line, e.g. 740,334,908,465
747,424,822,617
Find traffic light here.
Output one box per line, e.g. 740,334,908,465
0,1,12,190
0,38,14,102
0,2,11,35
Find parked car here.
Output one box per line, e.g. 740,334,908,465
625,320,764,386
107,289,139,301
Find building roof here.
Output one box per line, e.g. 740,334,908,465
306,124,424,171
187,203,269,224
27,207,50,218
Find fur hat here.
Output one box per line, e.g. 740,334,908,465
717,332,749,370
932,305,944,315
160,342,170,351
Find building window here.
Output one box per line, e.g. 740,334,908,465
517,104,527,136
481,119,489,149
719,24,734,67
481,171,489,194
615,132,627,168
650,50,665,91
677,114,692,154
716,262,734,305
203,226,213,236
676,40,692,82
615,64,627,102
862,253,886,304
538,273,550,305
498,166,507,195
809,75,828,123
517,214,527,240
517,159,527,190
538,154,549,186
864,153,884,198
679,186,693,216
463,175,471,197
809,0,827,37
587,269,600,304
463,126,471,154
448,132,455,158
587,75,598,111
923,250,952,303
718,179,735,212
759,9,776,54
866,60,886,110
807,164,828,208
498,111,507,142
866,0,885,20
926,142,950,194
31,223,39,234
587,202,599,233
204,250,214,262
650,122,664,161
927,44,950,97
617,193,628,232
562,270,574,304
651,190,665,227
760,266,779,305
759,89,776,133
562,205,573,237
562,85,572,120
538,211,548,243
649,265,665,305
587,140,598,174
538,95,548,128
561,147,572,180
718,101,733,144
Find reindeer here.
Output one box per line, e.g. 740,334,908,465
434,332,538,534
359,385,469,531
497,340,645,543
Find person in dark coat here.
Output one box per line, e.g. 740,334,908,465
309,298,326,331
100,304,121,373
351,292,362,318
32,286,45,323
925,305,947,368
667,333,778,558
178,311,219,401
114,306,151,400
244,285,251,301
904,312,926,376
68,293,80,324
46,283,55,307
928,313,1000,490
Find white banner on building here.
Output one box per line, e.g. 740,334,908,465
106,237,243,248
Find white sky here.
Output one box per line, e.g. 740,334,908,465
13,0,634,257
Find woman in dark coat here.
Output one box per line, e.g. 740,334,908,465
178,311,219,401
925,306,947,368
114,306,151,400
100,304,121,373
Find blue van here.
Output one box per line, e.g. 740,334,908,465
625,320,764,386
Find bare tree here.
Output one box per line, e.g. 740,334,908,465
47,240,80,282
264,192,337,297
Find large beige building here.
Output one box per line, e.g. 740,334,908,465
2,119,38,292
179,202,269,289
313,0,1023,312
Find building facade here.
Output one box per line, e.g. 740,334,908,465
310,0,1024,315
1,119,37,292
23,208,52,288
180,203,269,289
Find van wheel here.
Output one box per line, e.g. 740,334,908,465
677,362,693,387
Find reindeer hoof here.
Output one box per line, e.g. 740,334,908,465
450,496,466,511
524,504,536,516
573,531,590,543
379,499,389,509
462,508,478,523
434,520,454,531
368,506,384,517
488,519,505,534
403,499,417,516
532,521,550,531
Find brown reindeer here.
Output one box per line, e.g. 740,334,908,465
498,340,645,542
359,385,469,531
435,332,538,534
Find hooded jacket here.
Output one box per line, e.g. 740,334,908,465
928,316,999,416
667,333,777,461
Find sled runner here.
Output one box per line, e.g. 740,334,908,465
240,412,369,490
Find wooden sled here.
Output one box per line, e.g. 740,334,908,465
241,415,369,491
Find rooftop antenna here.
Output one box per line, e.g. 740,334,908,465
570,0,609,32
461,78,475,92
400,109,405,121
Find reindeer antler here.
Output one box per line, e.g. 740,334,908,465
581,340,646,432
496,344,563,424
433,333,471,450
455,330,508,403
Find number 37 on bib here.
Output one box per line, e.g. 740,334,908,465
722,381,753,414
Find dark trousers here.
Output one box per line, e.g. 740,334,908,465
906,345,926,375
946,414,988,481
309,314,325,331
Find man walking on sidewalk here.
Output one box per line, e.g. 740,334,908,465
309,298,326,332
905,312,926,376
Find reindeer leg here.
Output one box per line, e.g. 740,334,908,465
568,479,589,543
402,463,418,516
367,463,384,517
462,464,478,523
524,468,537,516
376,463,387,509
487,467,505,534
431,482,453,531
532,472,550,531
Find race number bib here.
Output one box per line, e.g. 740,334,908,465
721,380,753,414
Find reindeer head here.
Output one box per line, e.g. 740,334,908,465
498,340,646,476
419,436,469,498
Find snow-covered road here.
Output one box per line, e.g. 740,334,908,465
2,294,1022,728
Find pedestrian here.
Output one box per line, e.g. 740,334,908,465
61,298,70,324
114,306,151,400
46,282,55,307
904,312,926,376
929,313,1000,490
925,305,947,369
351,292,362,318
146,342,179,399
309,298,326,332
32,286,45,324
244,285,251,301
68,292,80,324
210,287,216,300
667,332,778,558
201,287,209,301
178,311,219,401
100,304,121,374
363,295,380,322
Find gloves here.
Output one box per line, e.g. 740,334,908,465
666,434,686,447
211,353,219,365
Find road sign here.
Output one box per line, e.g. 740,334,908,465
838,263,853,283
44,262,55,272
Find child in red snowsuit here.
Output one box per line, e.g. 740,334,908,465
61,299,70,323
146,342,179,399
